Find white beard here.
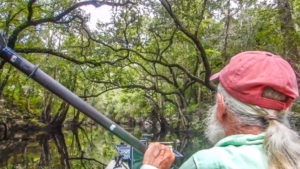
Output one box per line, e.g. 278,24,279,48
204,104,226,145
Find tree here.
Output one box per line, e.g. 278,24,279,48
0,0,299,130
277,0,299,62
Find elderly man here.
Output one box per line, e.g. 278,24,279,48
141,51,300,169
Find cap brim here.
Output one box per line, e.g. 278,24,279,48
209,72,220,81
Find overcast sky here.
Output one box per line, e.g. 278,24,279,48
81,5,112,30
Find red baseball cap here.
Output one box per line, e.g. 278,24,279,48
210,51,299,110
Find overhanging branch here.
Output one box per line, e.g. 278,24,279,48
159,0,215,91
8,0,133,48
15,48,128,66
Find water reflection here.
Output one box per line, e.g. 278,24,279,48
0,124,210,168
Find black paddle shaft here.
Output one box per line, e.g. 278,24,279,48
0,37,146,153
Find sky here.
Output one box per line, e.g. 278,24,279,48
80,1,276,30
80,5,113,30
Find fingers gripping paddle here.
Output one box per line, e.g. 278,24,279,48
0,34,147,153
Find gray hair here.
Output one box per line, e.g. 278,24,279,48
218,84,300,169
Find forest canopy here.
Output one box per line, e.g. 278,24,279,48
0,0,299,130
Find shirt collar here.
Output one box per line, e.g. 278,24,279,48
214,133,265,147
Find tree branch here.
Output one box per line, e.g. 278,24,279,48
15,48,128,66
5,8,25,32
83,26,213,89
159,0,215,90
79,87,119,98
127,60,174,85
27,0,37,22
79,66,179,96
8,0,133,48
194,0,207,36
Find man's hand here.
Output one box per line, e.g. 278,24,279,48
143,142,176,169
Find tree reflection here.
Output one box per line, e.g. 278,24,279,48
52,130,71,169
36,126,108,169
68,125,106,169
1,124,208,168
38,134,50,167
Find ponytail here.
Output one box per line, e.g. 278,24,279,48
217,84,300,169
264,118,300,169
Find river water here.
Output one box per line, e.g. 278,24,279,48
0,124,210,169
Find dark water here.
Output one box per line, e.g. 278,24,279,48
0,125,210,169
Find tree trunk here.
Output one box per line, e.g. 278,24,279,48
41,92,53,124
0,66,12,96
52,131,71,169
0,122,7,140
222,0,231,62
51,102,69,126
277,0,299,62
39,134,50,166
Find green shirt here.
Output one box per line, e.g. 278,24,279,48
141,133,268,169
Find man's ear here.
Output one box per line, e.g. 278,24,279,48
216,93,226,123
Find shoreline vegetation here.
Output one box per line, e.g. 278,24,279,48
0,0,299,168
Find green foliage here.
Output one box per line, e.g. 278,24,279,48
0,0,299,129
0,1,299,168
95,89,151,121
